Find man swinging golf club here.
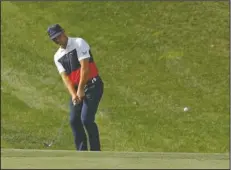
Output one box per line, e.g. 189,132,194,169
47,24,104,151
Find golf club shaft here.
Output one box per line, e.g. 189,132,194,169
46,115,67,146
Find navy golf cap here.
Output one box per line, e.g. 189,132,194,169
47,24,64,39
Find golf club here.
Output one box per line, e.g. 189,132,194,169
43,115,67,148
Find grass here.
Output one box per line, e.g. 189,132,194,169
1,0,230,155
1,149,229,169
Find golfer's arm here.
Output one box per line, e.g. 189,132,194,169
60,72,76,96
78,59,90,91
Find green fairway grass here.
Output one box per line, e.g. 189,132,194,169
1,149,229,169
1,1,230,154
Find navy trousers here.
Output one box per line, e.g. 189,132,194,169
69,77,103,151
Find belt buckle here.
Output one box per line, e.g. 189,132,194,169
91,77,97,84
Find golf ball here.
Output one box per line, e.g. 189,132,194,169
183,107,189,112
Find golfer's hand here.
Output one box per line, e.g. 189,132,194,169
77,88,85,102
72,94,78,106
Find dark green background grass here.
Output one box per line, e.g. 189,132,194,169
1,1,229,153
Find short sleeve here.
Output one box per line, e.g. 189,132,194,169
76,38,91,61
54,57,66,74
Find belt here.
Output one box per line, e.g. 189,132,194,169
74,76,100,89
86,76,100,86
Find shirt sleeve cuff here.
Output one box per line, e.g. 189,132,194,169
58,69,66,74
78,55,90,61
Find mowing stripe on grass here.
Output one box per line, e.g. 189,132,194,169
1,149,229,169
1,148,229,160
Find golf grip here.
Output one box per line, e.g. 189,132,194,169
73,97,84,106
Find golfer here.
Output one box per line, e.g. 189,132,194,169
47,24,104,151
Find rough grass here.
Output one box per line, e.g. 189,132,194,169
1,1,230,153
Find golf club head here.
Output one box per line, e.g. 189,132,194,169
43,142,52,147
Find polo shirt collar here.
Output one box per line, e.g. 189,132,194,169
66,37,71,48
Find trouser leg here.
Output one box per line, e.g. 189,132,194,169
81,80,104,151
69,100,88,151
